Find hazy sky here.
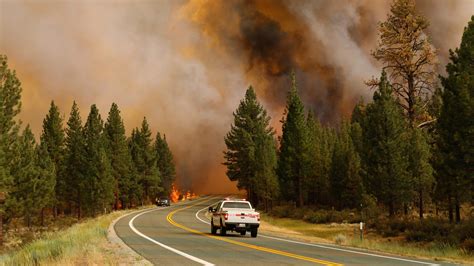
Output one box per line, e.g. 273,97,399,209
1,0,472,193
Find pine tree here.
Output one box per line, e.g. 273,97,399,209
305,112,320,205
104,103,133,209
437,16,474,223
330,121,364,209
64,102,86,218
8,127,34,221
40,101,64,216
9,127,55,227
224,86,279,208
35,140,56,225
155,133,176,197
369,0,437,126
407,127,434,219
252,125,279,211
277,72,311,207
129,118,161,204
0,55,22,241
83,104,114,215
362,71,410,216
224,86,277,206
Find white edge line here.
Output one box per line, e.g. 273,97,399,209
129,200,215,266
194,202,439,266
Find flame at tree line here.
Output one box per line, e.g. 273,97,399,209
169,184,197,203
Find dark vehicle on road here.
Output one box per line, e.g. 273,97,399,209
156,197,171,207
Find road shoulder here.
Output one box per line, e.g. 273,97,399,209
107,209,153,266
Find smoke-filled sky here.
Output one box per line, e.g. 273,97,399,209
1,0,473,193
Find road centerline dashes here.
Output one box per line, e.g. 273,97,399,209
167,199,343,266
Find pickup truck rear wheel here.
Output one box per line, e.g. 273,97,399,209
211,221,217,235
240,231,246,236
220,220,226,236
250,228,258,238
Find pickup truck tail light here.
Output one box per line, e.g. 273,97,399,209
224,213,229,220
257,214,260,221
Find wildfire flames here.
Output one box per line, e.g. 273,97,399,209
169,183,197,203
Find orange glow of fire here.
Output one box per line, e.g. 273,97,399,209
170,184,180,203
169,183,197,203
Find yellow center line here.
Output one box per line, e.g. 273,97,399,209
166,198,343,266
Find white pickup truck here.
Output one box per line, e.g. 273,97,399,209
208,199,260,237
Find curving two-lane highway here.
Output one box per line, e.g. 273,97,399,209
113,196,448,266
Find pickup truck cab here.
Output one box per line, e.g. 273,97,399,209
208,199,260,237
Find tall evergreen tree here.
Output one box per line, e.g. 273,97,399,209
407,127,434,219
330,121,364,209
277,72,311,207
83,105,114,215
362,71,410,216
224,86,278,207
9,127,55,227
8,127,34,221
252,124,279,211
40,101,64,216
437,16,474,223
155,133,176,197
35,140,56,225
104,103,133,210
305,112,320,205
64,102,86,218
0,55,22,237
129,118,161,204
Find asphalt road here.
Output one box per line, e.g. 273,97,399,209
114,196,451,266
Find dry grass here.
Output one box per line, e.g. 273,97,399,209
260,214,354,243
0,209,147,266
261,214,474,265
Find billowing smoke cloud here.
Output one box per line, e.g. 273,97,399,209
1,0,472,193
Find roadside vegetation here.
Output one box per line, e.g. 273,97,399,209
261,213,473,264
0,209,146,265
223,0,473,260
0,43,176,251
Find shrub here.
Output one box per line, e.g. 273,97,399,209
304,210,329,224
406,218,452,243
289,208,307,220
269,205,293,218
460,238,474,253
334,234,347,245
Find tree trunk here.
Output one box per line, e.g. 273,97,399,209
0,213,3,246
448,196,453,223
77,188,82,220
297,177,303,207
114,192,119,211
419,189,424,219
389,201,395,217
455,196,461,224
41,208,45,227
26,215,31,228
407,75,416,127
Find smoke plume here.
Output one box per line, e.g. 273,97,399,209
1,0,472,193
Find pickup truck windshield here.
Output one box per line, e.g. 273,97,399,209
222,202,251,209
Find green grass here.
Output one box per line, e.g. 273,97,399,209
0,209,139,266
261,214,474,265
